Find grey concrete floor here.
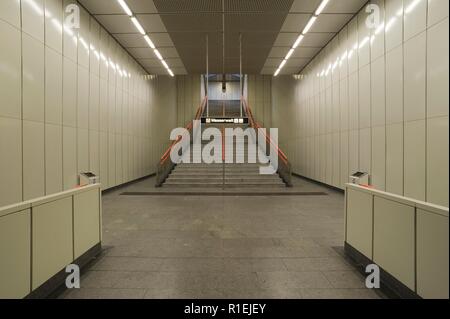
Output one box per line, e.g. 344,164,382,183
60,176,384,299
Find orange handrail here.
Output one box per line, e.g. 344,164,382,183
159,96,208,165
241,98,289,165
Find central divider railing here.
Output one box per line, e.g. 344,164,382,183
155,97,208,187
242,98,293,187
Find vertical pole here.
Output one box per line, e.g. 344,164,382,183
240,33,243,118
206,34,209,118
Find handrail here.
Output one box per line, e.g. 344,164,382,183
156,96,207,187
242,97,293,187
159,97,207,165
242,98,289,165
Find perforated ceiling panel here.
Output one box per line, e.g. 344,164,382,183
79,0,367,75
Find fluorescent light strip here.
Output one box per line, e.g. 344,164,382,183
285,49,294,60
315,0,330,15
144,35,155,49
154,49,163,60
274,0,331,76
162,60,169,69
117,0,132,16
292,34,304,49
131,17,145,35
302,16,317,34
168,69,174,77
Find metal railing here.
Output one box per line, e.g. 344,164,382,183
155,97,208,187
242,98,293,187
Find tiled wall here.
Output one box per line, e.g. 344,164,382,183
273,0,449,207
0,0,176,207
247,75,273,128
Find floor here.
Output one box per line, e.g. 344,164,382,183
60,176,384,299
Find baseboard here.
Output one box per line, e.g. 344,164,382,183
25,243,102,299
344,242,421,299
101,174,156,194
292,173,345,193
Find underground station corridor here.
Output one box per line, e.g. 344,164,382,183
0,0,448,308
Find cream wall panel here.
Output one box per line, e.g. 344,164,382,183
0,0,21,28
371,57,385,127
23,120,45,201
63,0,78,61
272,1,448,206
0,19,21,119
404,0,427,41
45,123,63,194
99,132,108,188
359,65,371,129
417,209,449,299
428,0,449,26
22,0,45,42
373,197,415,290
77,8,90,69
89,130,99,175
77,65,89,129
63,57,77,127
63,126,77,189
404,32,426,122
45,0,63,53
0,117,22,207
73,189,100,258
386,123,404,195
77,128,89,173
371,126,386,190
385,46,403,124
22,33,45,122
427,18,449,118
45,47,63,125
385,0,404,52
427,116,449,206
0,209,31,299
346,189,373,258
404,120,426,200
32,197,73,289
89,74,100,130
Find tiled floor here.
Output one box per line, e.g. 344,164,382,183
60,176,384,299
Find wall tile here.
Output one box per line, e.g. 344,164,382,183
62,57,77,127
371,56,386,126
404,120,426,200
44,0,63,53
427,18,449,118
386,45,403,124
45,123,62,194
371,125,386,190
386,123,404,195
385,0,404,52
45,47,63,124
404,0,427,41
0,117,22,206
427,116,449,206
428,0,449,26
23,120,45,200
0,20,21,119
63,126,77,190
0,0,21,28
404,31,426,122
22,0,45,42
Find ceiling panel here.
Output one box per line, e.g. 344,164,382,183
310,13,354,33
280,14,311,32
80,0,367,75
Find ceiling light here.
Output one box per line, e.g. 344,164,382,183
302,16,317,34
162,60,169,69
168,69,174,77
279,60,287,69
274,68,281,77
293,35,304,49
154,49,163,60
285,49,294,60
315,0,330,15
117,0,132,16
131,17,145,35
144,35,155,49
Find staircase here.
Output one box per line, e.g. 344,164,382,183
155,97,292,188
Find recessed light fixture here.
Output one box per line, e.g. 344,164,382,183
273,0,330,76
117,0,132,16
117,0,173,76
